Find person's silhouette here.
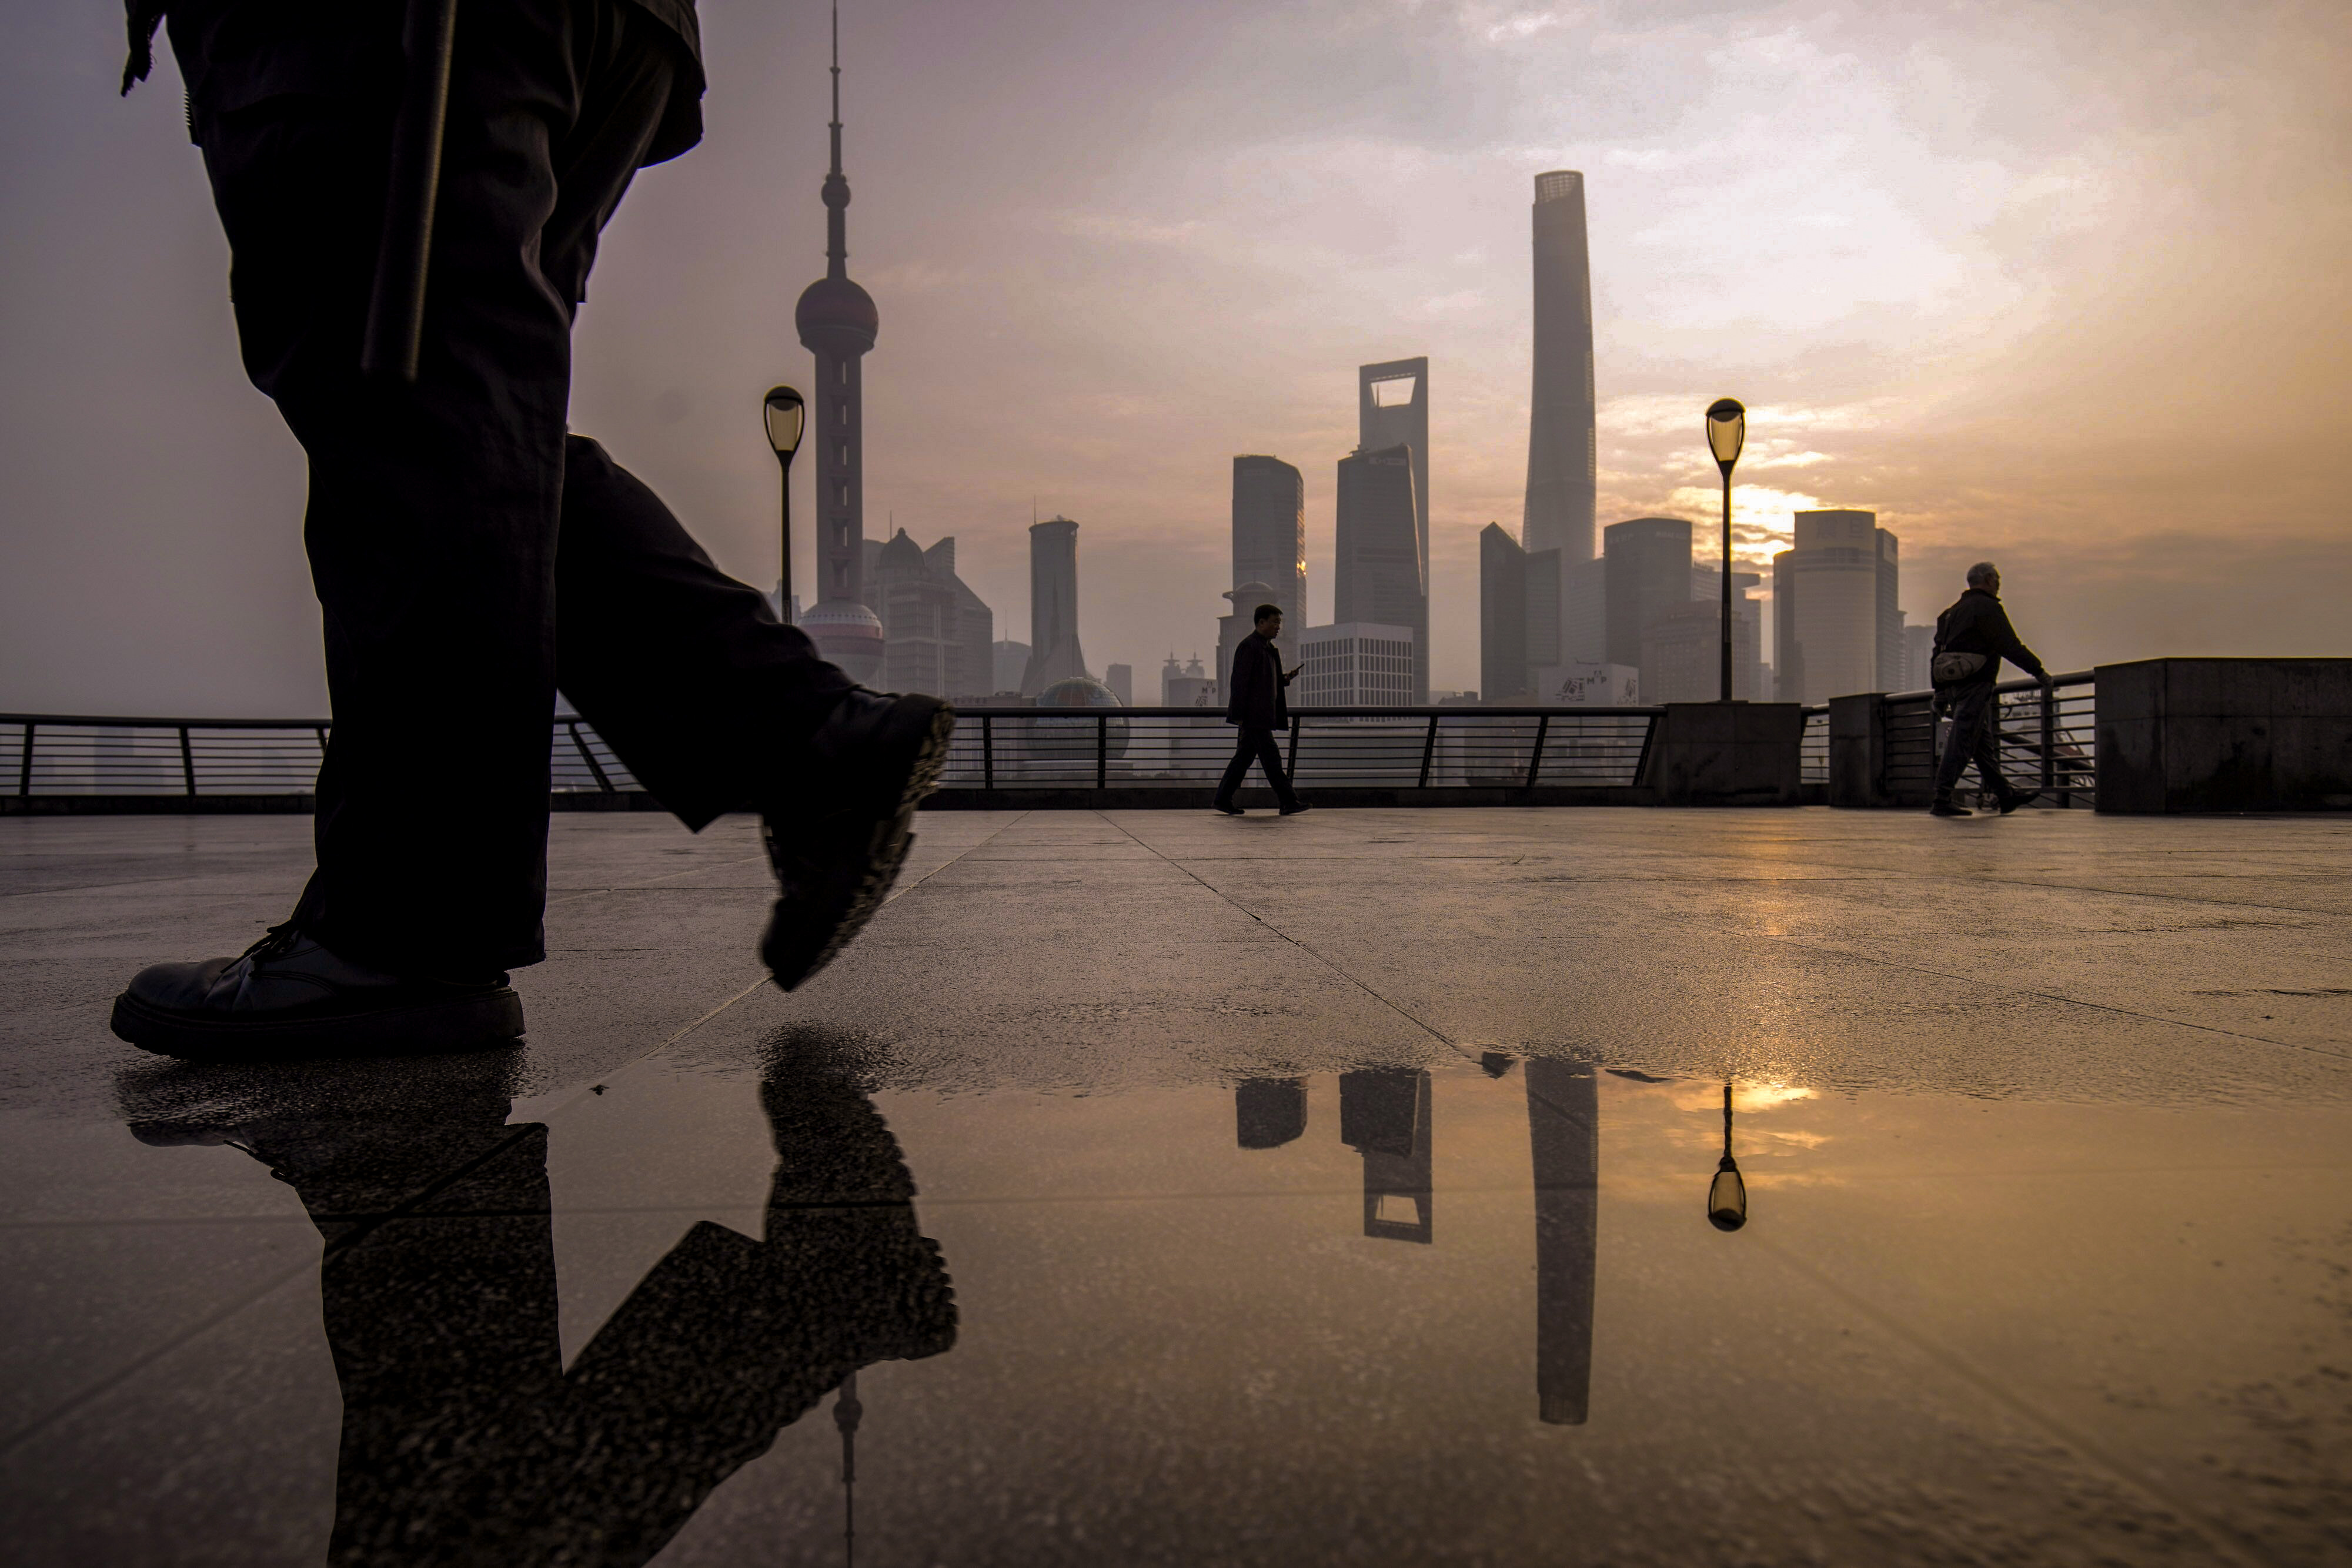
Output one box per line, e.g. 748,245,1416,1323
116,1035,956,1566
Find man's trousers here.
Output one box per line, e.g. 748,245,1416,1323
1935,682,2009,799
1216,726,1298,809
176,0,851,977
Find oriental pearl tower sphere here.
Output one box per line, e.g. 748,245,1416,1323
794,3,887,685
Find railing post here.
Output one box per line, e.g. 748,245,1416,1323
18,723,32,796
2041,688,2056,795
1418,714,1437,789
1524,714,1550,790
179,726,197,797
1096,714,1107,790
569,721,614,793
981,715,994,790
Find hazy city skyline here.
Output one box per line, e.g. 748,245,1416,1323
4,0,2348,714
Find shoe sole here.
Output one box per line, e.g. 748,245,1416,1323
763,699,956,991
109,987,524,1062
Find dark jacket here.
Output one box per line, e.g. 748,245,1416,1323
1224,631,1292,730
1933,587,2047,686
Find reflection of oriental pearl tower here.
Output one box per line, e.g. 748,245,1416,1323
794,3,887,684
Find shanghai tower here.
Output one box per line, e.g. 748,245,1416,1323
1522,171,1597,567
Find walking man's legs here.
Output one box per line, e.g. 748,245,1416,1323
113,1,948,1061
1214,727,1300,813
1933,683,1996,814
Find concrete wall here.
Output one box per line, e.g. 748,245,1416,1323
2097,658,2352,814
1642,703,1804,806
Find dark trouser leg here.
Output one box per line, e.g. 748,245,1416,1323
182,2,713,975
1935,683,1996,798
1252,726,1300,807
555,440,854,828
1215,731,1255,805
1970,697,2009,798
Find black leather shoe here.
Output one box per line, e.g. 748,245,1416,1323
1279,800,1313,817
110,924,524,1062
1929,798,1972,818
1996,788,2040,815
1211,800,1244,816
761,690,956,991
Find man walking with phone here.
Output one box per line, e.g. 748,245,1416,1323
1214,604,1308,818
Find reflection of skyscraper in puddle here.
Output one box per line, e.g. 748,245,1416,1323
1525,1057,1598,1425
1339,1069,1433,1243
1235,1078,1308,1149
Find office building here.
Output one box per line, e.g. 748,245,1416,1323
1104,663,1132,706
1687,565,1766,701
1561,557,1606,664
1160,652,1217,709
1904,621,1933,693
1479,524,1528,702
1772,510,1900,703
1602,517,1694,674
863,530,993,699
1335,443,1429,701
1641,597,1762,704
1297,622,1416,708
793,9,886,681
1359,357,1430,594
1527,663,1639,705
991,640,1030,696
1020,516,1088,695
1231,456,1305,628
1523,172,1598,567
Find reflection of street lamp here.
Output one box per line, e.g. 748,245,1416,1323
1707,1080,1748,1231
763,385,807,620
1705,398,1746,702
834,1372,861,1563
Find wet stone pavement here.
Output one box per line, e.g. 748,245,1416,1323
4,807,2351,1567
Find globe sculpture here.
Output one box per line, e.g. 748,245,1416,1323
1034,676,1130,768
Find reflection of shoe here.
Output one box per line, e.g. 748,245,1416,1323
1211,800,1244,816
761,690,955,991
1929,799,1971,818
110,924,523,1062
1279,800,1312,816
1996,788,2040,815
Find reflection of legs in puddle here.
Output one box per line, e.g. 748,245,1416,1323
118,1049,954,1566
1525,1057,1598,1426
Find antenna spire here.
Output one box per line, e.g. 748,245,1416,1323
822,2,850,278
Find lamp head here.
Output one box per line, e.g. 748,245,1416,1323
1705,397,1746,475
1707,1156,1748,1232
763,385,806,462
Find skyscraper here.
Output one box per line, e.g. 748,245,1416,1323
1358,359,1430,594
1602,516,1694,673
1231,456,1305,628
1335,443,1428,702
1478,523,1527,702
794,5,885,683
1020,516,1087,695
1772,510,1899,703
1524,172,1598,567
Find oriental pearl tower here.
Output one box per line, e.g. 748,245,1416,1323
794,4,887,684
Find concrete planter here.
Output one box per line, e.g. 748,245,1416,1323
1641,702,1805,806
2096,658,2352,813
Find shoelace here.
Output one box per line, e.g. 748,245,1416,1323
237,922,306,964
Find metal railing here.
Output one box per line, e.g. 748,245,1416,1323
1806,671,2096,810
1,713,639,798
938,707,1659,793
2,707,1659,805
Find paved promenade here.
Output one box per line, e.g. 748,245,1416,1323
4,807,2350,1566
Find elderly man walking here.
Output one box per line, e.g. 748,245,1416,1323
1929,561,2050,818
1213,603,1309,817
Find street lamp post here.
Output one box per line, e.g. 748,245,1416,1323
1705,398,1746,702
1707,1080,1748,1232
762,385,807,621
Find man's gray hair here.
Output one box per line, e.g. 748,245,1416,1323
1966,561,1999,587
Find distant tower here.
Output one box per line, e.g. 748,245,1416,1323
1335,444,1428,703
1021,517,1087,694
1358,358,1430,599
795,4,886,683
1524,172,1598,567
1231,456,1305,628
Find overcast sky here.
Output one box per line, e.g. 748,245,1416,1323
4,0,2347,713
